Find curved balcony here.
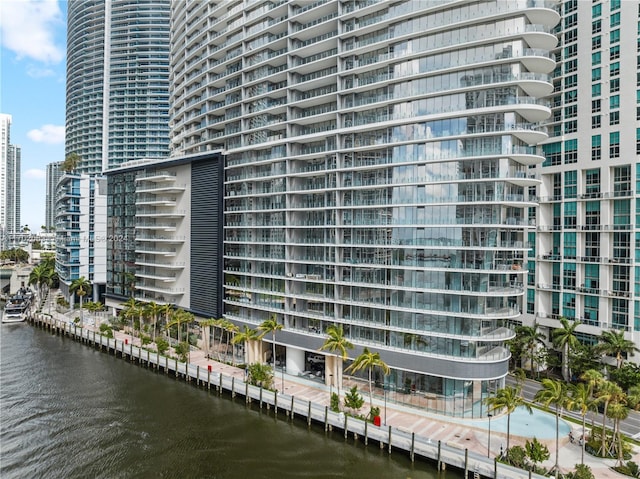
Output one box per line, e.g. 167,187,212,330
525,6,561,27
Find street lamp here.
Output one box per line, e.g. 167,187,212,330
487,413,493,458
329,373,334,397
383,383,387,426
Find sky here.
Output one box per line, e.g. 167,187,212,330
0,0,67,231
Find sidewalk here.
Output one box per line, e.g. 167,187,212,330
44,301,637,479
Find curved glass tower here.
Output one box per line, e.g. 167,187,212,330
170,0,559,417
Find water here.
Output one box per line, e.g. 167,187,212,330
0,324,449,479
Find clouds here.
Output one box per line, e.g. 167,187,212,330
27,124,65,144
24,168,46,180
0,0,65,64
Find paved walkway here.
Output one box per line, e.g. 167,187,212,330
44,303,637,479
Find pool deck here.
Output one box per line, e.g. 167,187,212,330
45,306,638,479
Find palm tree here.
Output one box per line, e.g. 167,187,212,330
258,316,284,390
62,152,80,173
159,303,174,339
344,347,390,409
166,309,190,344
516,323,546,377
199,318,218,359
225,322,239,363
534,379,569,478
596,330,640,369
566,382,597,464
121,297,140,338
144,301,163,342
607,401,629,466
483,385,531,452
216,318,234,361
28,264,46,300
69,276,91,326
580,369,604,430
319,324,353,398
231,325,260,364
258,316,283,369
552,317,581,381
594,380,624,457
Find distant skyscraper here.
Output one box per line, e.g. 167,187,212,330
65,0,171,173
59,0,171,301
0,113,21,248
45,162,62,231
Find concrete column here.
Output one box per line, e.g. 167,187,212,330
286,347,304,375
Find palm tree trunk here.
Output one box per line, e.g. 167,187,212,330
218,326,225,361
506,413,511,452
554,408,560,473
368,368,373,408
581,415,586,464
601,403,608,456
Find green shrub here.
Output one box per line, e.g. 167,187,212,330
99,323,113,338
330,392,340,413
156,338,169,355
247,362,274,390
564,464,595,479
343,386,364,412
174,341,190,362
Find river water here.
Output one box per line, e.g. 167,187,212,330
0,324,450,479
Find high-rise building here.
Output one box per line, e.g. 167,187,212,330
524,0,640,365
59,0,171,301
168,0,559,416
0,113,21,249
45,162,63,231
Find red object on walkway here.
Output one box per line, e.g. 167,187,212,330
373,415,381,427
125,338,128,345
208,365,212,372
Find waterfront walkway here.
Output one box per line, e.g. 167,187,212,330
43,307,637,479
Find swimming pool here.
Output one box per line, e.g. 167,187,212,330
487,406,571,440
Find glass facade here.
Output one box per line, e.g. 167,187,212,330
170,0,559,416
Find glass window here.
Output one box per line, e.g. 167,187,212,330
565,44,578,58
610,29,620,43
592,35,601,50
592,83,601,97
610,111,620,125
592,115,601,129
592,99,601,112
592,51,601,65
610,78,620,93
565,75,577,89
592,19,602,33
611,0,620,10
592,68,601,81
610,95,620,109
610,62,620,76
610,131,620,158
592,3,602,17
610,45,620,60
611,12,621,27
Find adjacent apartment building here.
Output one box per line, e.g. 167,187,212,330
167,0,560,417
523,0,640,363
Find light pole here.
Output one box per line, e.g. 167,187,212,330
383,383,387,426
487,413,493,458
